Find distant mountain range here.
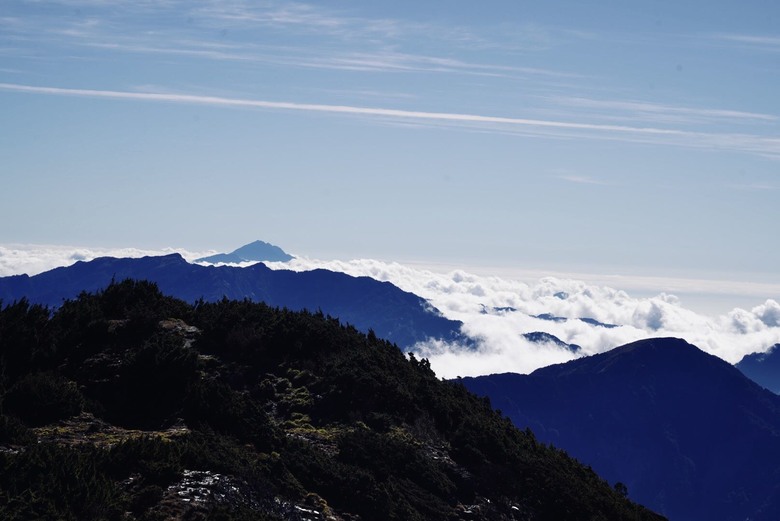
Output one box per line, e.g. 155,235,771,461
533,312,619,328
194,240,294,263
460,338,780,521
483,308,620,330
0,253,462,349
737,344,780,394
521,331,581,352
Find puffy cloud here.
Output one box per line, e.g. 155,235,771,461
415,338,579,379
2,244,779,378
753,300,780,328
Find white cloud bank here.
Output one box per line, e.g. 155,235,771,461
261,257,780,377
1,244,779,379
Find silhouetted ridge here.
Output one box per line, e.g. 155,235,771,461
0,254,461,349
461,337,780,521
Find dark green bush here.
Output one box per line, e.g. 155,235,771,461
3,372,84,426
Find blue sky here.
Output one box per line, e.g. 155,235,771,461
2,1,779,288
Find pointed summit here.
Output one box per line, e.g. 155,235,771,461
195,240,293,264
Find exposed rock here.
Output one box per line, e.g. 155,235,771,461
147,469,261,520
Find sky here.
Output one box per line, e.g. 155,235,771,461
1,1,779,315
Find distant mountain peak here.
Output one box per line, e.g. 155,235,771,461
741,343,780,364
195,240,293,264
736,343,780,394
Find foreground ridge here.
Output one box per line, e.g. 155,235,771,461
0,279,665,520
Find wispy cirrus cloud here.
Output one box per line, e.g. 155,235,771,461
57,33,574,79
191,1,558,52
558,175,610,186
18,0,564,55
727,183,778,191
547,95,777,126
290,51,577,77
711,33,780,52
194,1,359,32
2,82,779,158
5,0,580,80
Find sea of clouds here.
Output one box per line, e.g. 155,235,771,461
264,258,780,378
2,244,779,379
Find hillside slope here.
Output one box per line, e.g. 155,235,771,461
462,338,780,521
0,254,461,349
0,280,664,520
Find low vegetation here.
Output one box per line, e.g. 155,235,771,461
0,280,665,520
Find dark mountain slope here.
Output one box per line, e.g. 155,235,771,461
737,343,780,394
0,254,460,349
0,281,665,520
461,338,780,521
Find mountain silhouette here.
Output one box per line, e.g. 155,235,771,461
0,281,665,520
195,240,294,263
737,343,780,394
533,313,619,328
460,337,780,521
0,254,461,349
522,331,581,352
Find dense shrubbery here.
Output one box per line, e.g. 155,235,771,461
0,299,55,385
0,280,665,520
4,372,85,426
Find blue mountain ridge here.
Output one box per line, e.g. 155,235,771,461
736,343,780,394
0,253,463,349
460,337,780,521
